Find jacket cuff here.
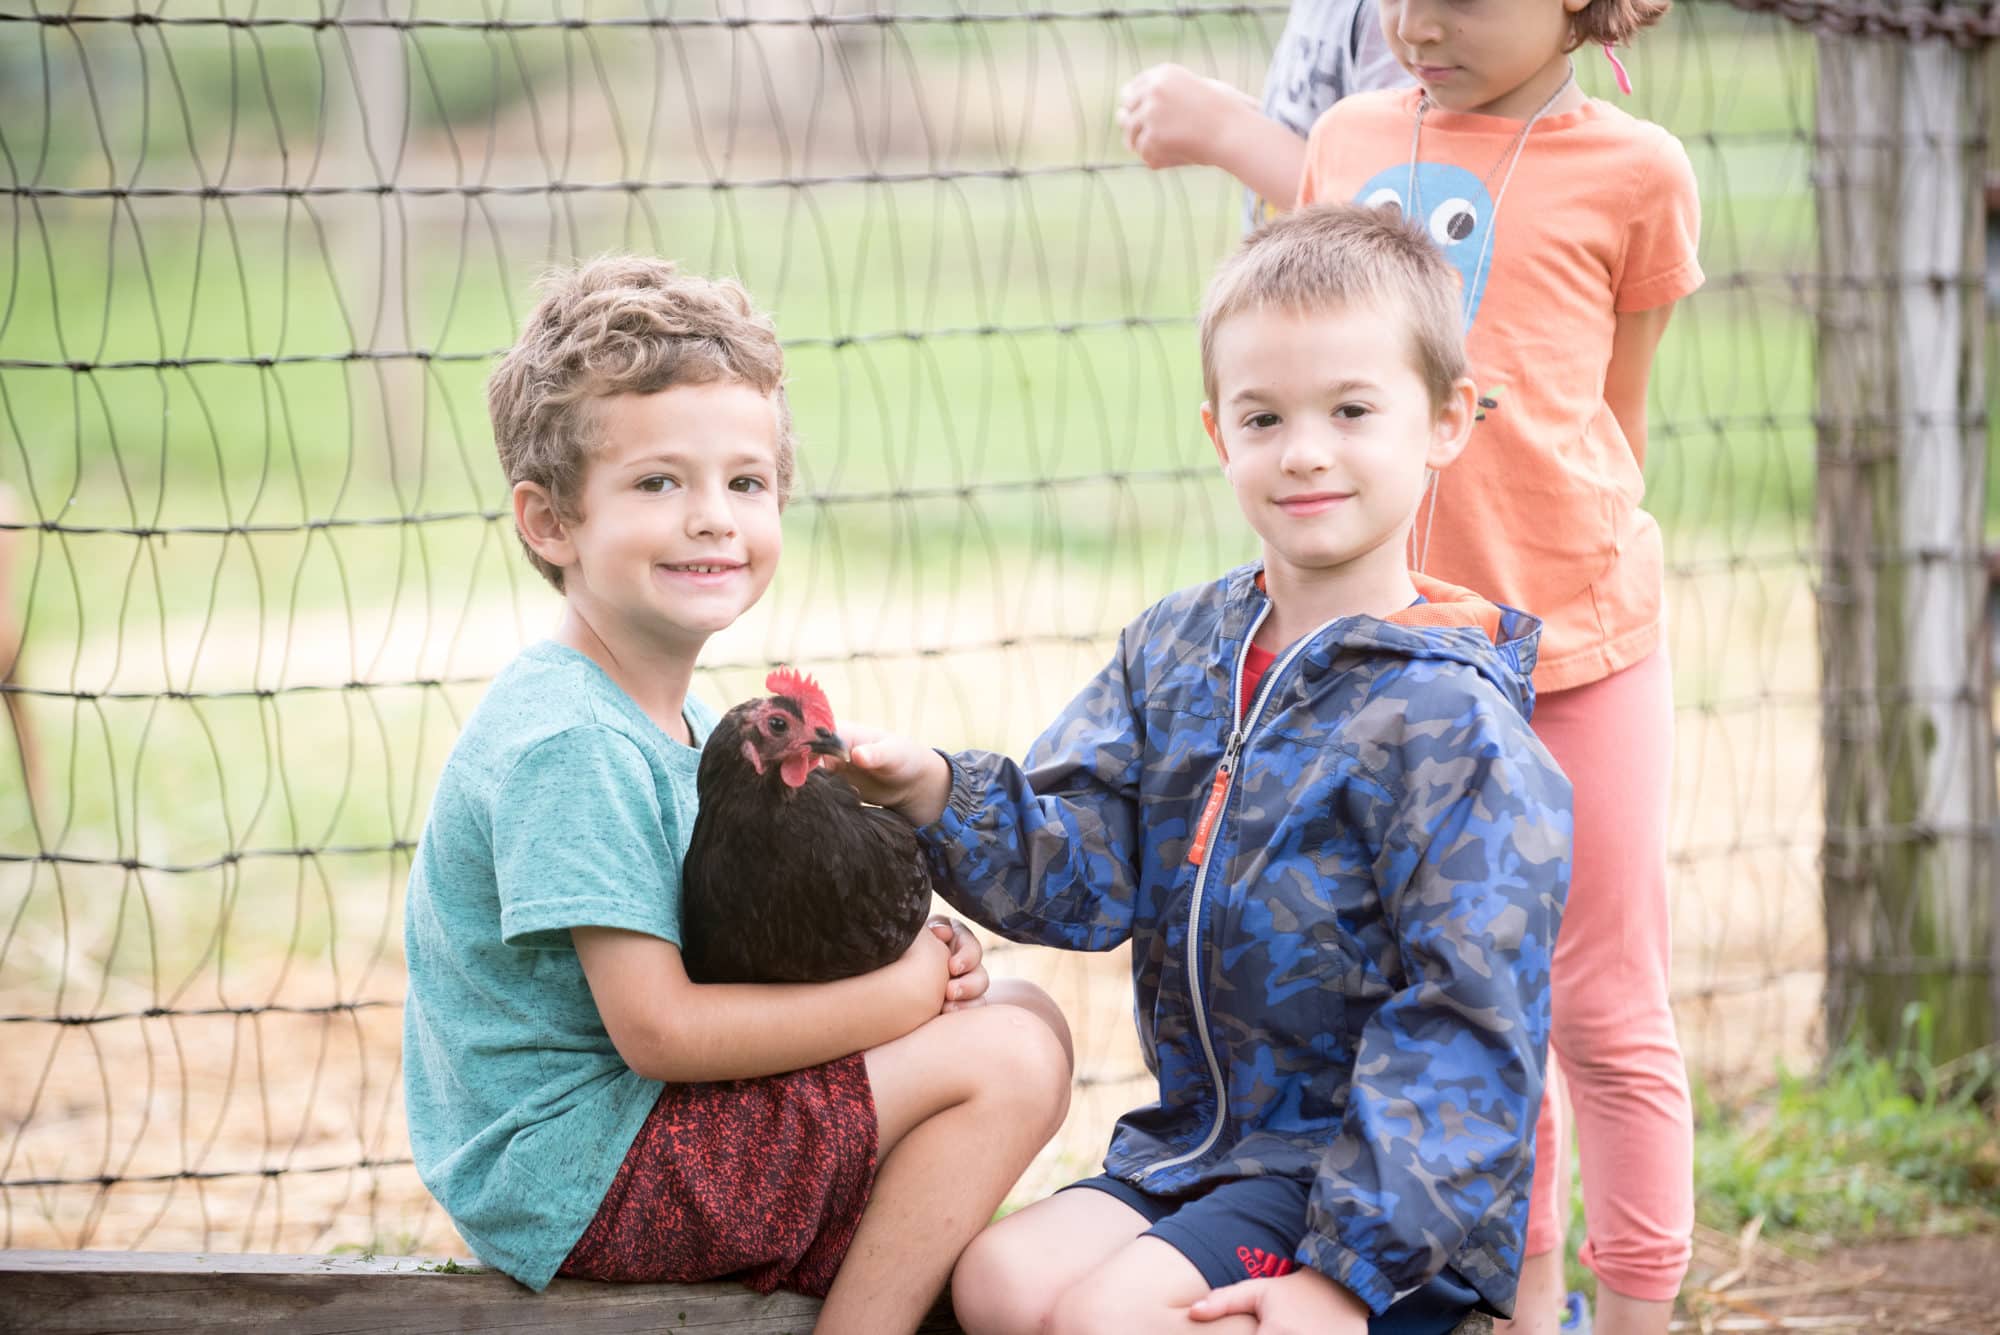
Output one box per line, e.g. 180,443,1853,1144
914,751,980,846
1294,1231,1396,1317
924,749,983,825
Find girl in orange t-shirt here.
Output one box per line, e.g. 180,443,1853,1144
1296,3,1700,1334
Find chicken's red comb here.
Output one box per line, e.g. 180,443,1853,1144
766,668,836,734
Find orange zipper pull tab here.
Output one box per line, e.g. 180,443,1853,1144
1188,765,1231,866
1189,722,1247,867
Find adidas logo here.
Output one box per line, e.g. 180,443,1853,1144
1234,1246,1297,1279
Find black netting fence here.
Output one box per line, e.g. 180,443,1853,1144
0,0,1992,1258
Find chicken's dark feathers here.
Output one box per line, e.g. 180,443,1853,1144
680,701,936,984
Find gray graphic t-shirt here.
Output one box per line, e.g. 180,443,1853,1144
1250,0,1411,219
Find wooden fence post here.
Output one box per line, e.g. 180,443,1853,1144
1816,15,1998,1062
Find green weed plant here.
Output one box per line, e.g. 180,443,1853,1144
1693,1007,2000,1246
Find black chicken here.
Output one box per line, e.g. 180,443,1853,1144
680,669,937,984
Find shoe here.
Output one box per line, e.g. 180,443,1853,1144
1558,1291,1592,1334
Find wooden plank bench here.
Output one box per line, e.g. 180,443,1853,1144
0,1249,1496,1333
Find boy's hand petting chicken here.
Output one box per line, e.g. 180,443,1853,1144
678,669,982,1005
826,722,952,828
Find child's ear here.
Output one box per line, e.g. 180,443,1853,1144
1202,403,1230,469
1426,377,1478,473
513,480,577,572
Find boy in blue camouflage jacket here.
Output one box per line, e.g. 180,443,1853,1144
843,204,1571,1335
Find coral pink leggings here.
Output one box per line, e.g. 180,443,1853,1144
1523,647,1693,1301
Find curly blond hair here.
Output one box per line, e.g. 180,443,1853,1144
487,255,794,590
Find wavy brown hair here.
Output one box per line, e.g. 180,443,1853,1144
487,255,794,590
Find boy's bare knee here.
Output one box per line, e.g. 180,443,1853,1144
951,1226,1058,1335
1046,1275,1144,1335
987,978,1075,1072
965,1000,1072,1134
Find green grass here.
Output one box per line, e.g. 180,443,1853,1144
0,170,1820,500
1561,1010,2000,1300
1692,1020,2000,1246
1,0,1828,557
0,0,1817,182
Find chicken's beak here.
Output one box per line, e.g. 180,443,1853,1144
809,728,850,761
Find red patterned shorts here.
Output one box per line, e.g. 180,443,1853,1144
557,1052,878,1297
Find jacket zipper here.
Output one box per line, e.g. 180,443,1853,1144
1141,602,1339,1182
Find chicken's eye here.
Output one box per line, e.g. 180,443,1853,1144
768,714,789,734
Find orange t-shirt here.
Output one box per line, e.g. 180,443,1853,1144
1298,89,1703,692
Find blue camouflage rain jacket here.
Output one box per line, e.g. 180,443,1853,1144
917,565,1571,1317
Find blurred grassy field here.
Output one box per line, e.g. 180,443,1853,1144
0,3,1826,935
0,0,1990,1260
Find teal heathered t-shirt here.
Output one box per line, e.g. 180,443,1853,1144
402,640,720,1290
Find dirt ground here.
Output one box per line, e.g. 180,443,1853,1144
1676,1223,2000,1333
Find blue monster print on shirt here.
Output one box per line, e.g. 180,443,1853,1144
1356,163,1497,327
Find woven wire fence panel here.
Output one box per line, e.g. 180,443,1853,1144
0,0,1904,1258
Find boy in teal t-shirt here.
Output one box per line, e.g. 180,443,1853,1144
402,258,1073,1330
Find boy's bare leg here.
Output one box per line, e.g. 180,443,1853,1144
1494,1248,1564,1335
982,976,1075,1070
952,1182,1260,1335
1047,1235,1257,1335
1499,1065,1573,1335
950,1183,1151,1335
816,983,1072,1335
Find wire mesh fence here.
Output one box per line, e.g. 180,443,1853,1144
0,0,1991,1261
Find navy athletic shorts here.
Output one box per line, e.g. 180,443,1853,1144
1066,1173,1485,1335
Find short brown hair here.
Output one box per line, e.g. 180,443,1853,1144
488,255,795,590
1198,203,1467,412
1568,0,1669,50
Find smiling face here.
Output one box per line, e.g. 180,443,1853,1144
1202,300,1472,595
1378,0,1588,118
548,380,785,656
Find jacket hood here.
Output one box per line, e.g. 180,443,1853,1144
1222,565,1544,720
